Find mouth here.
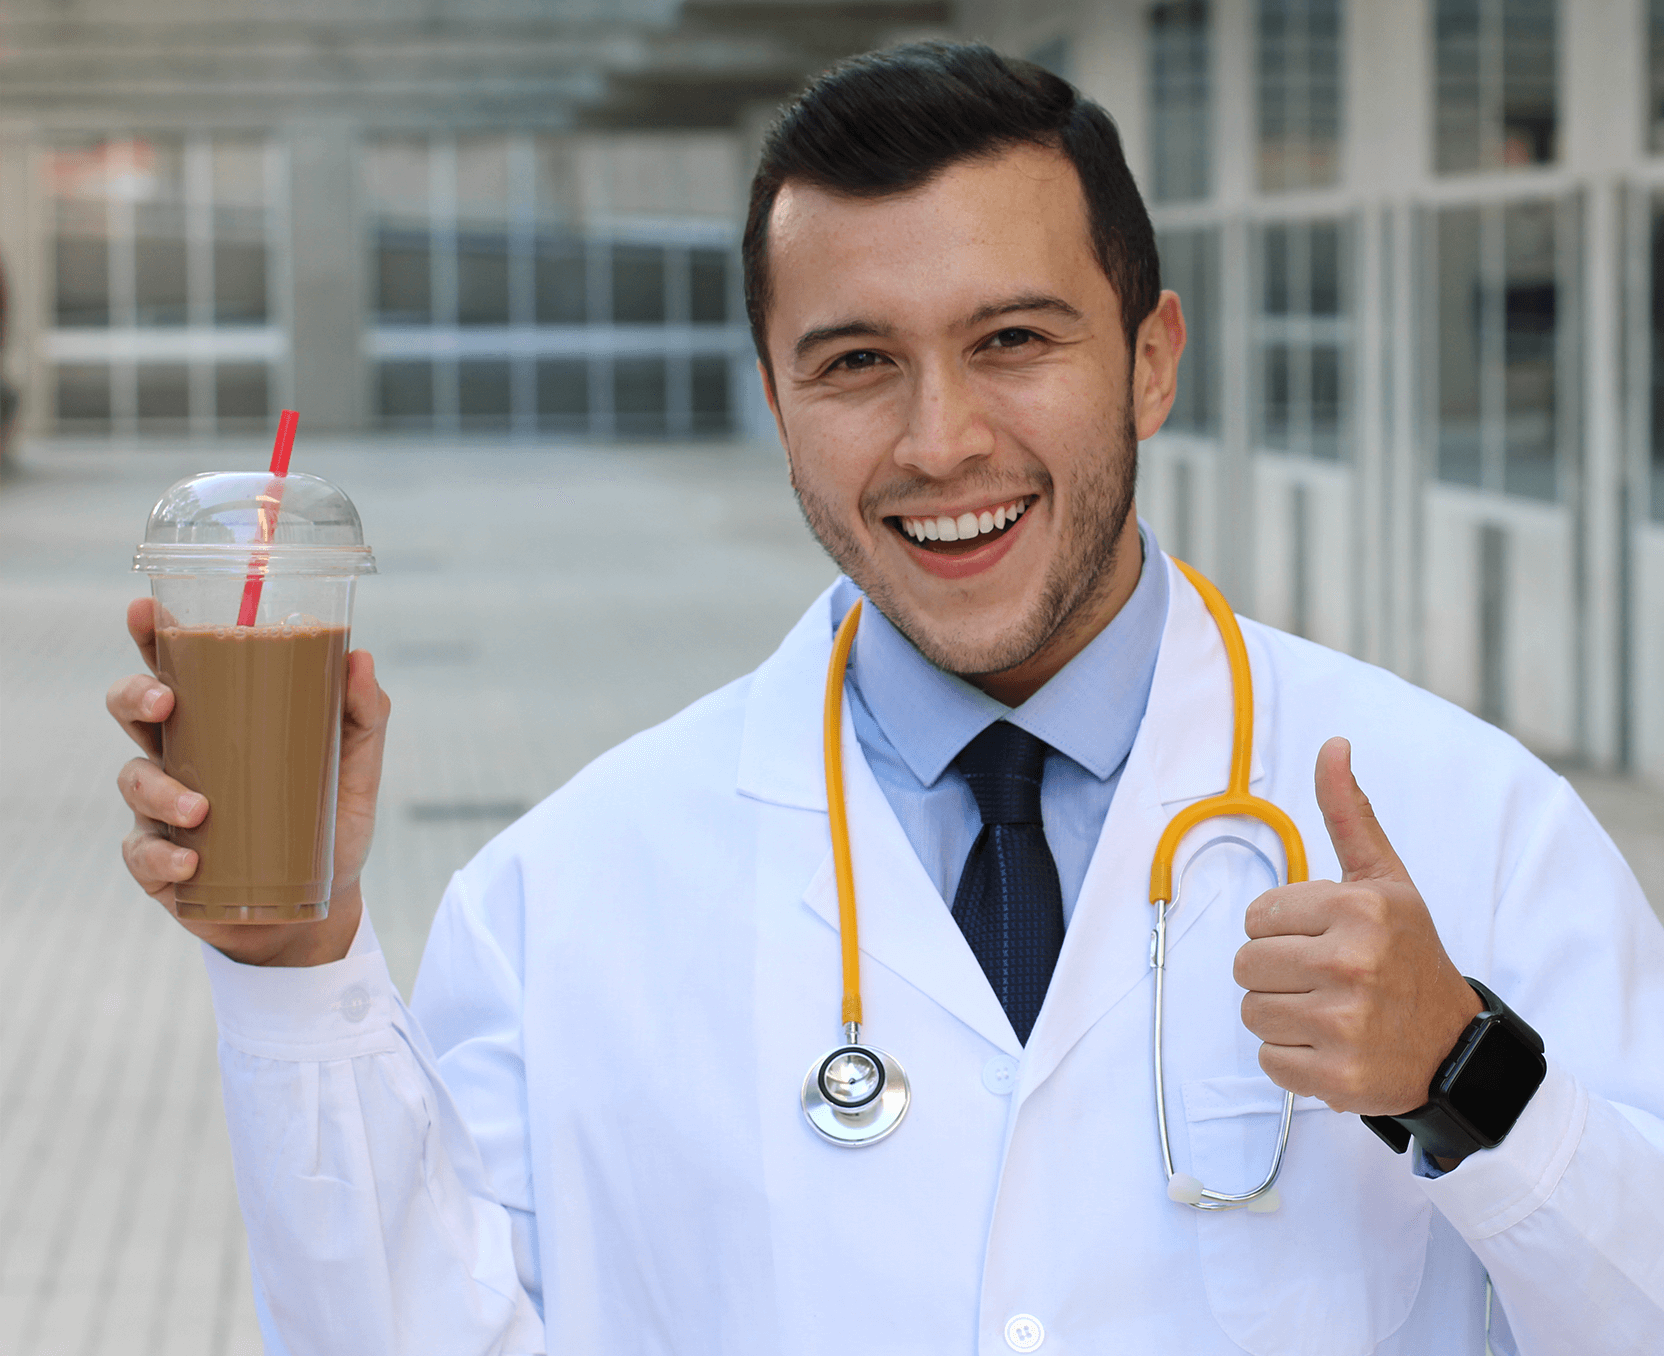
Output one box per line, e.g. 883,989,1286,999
887,495,1034,556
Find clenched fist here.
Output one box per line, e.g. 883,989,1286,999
1234,737,1481,1127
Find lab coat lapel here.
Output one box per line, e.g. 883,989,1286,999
738,583,1021,1056
1015,557,1271,1104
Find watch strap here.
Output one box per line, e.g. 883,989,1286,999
1361,978,1545,1160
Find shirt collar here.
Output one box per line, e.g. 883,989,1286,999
846,521,1169,786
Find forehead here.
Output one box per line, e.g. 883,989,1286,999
763,144,1104,344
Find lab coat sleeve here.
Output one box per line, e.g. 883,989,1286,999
203,899,546,1356
1416,778,1664,1356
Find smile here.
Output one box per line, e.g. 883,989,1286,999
892,496,1031,552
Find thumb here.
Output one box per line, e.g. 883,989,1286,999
1314,736,1408,883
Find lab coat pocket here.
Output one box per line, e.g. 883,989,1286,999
1182,1075,1431,1356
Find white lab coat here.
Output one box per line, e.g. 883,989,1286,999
206,559,1664,1356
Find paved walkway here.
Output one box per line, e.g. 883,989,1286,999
2,436,1660,1354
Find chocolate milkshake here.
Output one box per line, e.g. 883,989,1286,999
157,622,349,920
137,468,376,922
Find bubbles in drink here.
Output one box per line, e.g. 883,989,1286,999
279,612,324,636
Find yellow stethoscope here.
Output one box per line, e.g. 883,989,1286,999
802,561,1308,1211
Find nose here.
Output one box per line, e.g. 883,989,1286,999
893,358,995,479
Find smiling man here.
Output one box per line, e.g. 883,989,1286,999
109,43,1664,1355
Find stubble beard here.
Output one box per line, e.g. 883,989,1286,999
790,409,1140,683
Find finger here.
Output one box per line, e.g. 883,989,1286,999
117,757,207,828
1243,881,1344,940
127,597,160,675
1239,990,1322,1045
1314,736,1409,884
342,648,390,734
1255,1043,1328,1103
1233,934,1323,993
106,673,175,760
121,824,199,897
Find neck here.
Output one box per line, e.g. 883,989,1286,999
965,512,1145,708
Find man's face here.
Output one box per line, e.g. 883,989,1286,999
762,144,1182,684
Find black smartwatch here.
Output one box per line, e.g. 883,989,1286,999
1362,978,1546,1162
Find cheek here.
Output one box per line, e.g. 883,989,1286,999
785,395,903,500
981,365,1119,452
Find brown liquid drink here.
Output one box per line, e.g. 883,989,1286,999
156,623,349,921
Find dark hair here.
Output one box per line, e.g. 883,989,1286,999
742,41,1160,370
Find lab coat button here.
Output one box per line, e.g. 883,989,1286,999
338,984,371,1023
1004,1314,1044,1351
982,1054,1018,1095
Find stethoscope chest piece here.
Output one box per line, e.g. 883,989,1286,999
801,1040,910,1147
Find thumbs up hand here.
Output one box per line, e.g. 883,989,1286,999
1233,737,1482,1118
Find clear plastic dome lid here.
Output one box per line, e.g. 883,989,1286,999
133,471,377,576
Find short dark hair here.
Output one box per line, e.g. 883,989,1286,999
742,41,1160,370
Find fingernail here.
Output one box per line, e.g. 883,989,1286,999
143,688,165,718
173,849,195,874
177,793,203,820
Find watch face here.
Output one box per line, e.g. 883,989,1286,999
1446,1021,1546,1141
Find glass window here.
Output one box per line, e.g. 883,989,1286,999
1149,2,1212,203
458,359,512,428
1435,0,1557,175
136,363,190,421
1435,199,1562,500
1653,194,1664,519
1257,0,1343,192
212,139,268,326
536,236,587,325
378,360,434,427
133,137,188,328
1652,1,1664,154
1436,207,1484,486
690,249,727,324
538,358,589,433
215,364,269,422
612,245,666,324
614,356,667,435
366,138,433,325
1256,219,1350,459
55,363,111,425
691,355,731,433
1158,227,1220,436
47,139,113,329
456,136,511,327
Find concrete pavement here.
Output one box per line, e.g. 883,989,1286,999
2,435,1660,1354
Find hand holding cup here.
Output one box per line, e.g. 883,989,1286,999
110,597,390,967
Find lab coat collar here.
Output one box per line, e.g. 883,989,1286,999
735,557,1272,1072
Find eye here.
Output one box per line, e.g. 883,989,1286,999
986,327,1038,350
829,349,888,372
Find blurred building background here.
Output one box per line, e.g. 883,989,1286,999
2,0,1663,788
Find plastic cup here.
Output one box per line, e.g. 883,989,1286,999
134,471,376,922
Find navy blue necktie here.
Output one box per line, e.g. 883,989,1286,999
951,722,1064,1045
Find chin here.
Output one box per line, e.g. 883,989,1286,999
885,594,1049,678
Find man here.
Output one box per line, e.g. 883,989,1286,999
110,44,1663,1354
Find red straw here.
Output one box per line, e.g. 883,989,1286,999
236,410,300,627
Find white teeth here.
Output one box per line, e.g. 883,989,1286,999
902,498,1028,544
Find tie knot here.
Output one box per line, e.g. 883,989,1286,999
956,722,1048,825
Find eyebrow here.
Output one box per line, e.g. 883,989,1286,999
793,319,893,363
966,292,1084,326
791,293,1085,364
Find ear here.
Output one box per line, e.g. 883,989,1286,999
1132,290,1187,443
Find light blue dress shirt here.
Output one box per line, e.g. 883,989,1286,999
834,523,1169,925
